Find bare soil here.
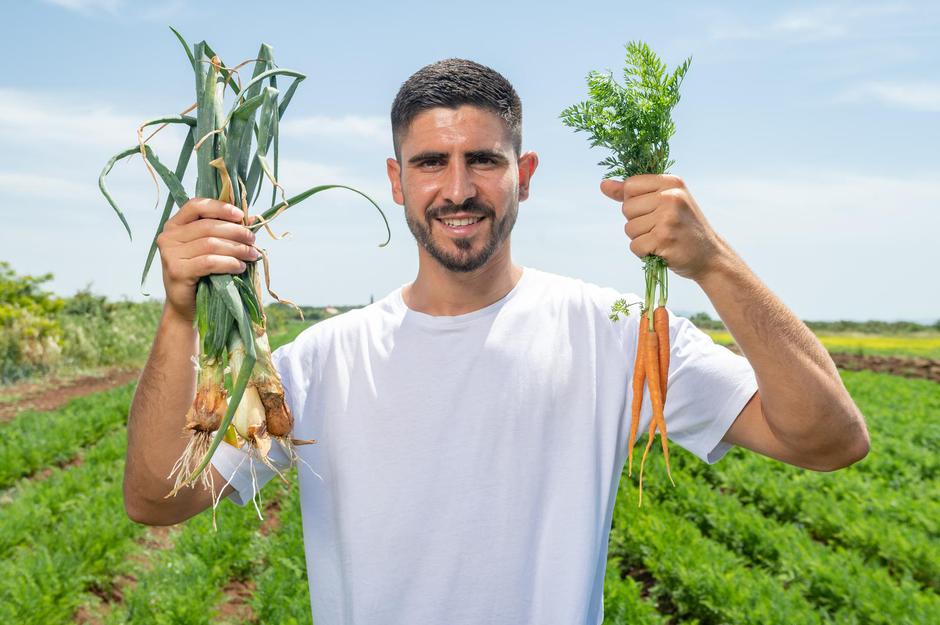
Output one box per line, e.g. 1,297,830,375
217,579,257,623
0,366,140,421
722,344,940,384
828,352,940,383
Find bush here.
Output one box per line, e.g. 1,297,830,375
0,262,64,383
58,296,162,371
0,262,163,385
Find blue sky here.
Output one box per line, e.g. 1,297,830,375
3,0,938,321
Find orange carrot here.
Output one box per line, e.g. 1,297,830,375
627,312,648,477
645,328,675,487
637,416,656,506
653,305,669,400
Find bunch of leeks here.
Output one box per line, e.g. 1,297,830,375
99,27,390,511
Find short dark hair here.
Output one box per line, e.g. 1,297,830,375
390,58,522,162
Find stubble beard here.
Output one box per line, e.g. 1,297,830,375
405,197,517,273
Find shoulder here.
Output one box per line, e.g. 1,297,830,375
528,267,642,317
273,295,399,361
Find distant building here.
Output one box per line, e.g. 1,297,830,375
325,306,339,315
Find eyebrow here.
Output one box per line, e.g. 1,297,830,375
407,149,509,165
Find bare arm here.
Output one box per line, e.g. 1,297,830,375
698,243,870,470
123,198,259,525
123,305,231,525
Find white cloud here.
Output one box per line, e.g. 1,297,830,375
42,0,122,13
280,114,391,146
275,158,391,203
0,88,186,154
710,3,913,42
835,81,940,112
692,170,939,237
0,171,97,202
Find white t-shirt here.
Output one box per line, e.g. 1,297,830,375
211,266,758,625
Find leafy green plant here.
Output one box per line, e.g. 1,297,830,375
559,41,690,179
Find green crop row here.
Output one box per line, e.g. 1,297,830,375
0,320,309,497
0,382,134,489
640,452,939,624
601,556,670,625
0,428,146,624
248,474,314,625
684,450,938,593
666,370,940,592
609,483,827,624
742,460,938,538
103,475,292,625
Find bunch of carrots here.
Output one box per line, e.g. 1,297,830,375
561,41,691,505
628,258,674,505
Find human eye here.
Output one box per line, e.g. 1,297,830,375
419,157,443,167
470,155,497,166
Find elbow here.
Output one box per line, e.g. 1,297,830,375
840,431,871,469
124,499,156,526
123,480,181,527
123,489,164,526
814,422,871,473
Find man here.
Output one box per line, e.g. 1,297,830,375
123,58,870,624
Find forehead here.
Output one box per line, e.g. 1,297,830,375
400,105,511,156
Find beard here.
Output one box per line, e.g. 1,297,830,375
405,196,518,273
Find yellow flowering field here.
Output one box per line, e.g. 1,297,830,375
703,330,940,360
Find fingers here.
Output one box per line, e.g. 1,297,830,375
624,174,684,198
621,193,659,220
600,179,625,202
628,232,658,259
158,198,260,286
171,197,246,227
624,211,656,240
169,218,256,245
174,237,260,264
179,255,248,278
601,174,686,206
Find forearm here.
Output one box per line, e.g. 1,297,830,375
696,238,869,461
123,304,212,523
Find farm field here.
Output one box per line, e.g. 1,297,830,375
0,319,937,624
705,329,940,360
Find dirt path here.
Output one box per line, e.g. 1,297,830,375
829,352,940,383
0,367,140,421
719,344,940,384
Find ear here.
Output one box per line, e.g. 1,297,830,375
517,151,539,202
386,157,404,206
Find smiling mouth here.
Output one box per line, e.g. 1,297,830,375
435,215,487,234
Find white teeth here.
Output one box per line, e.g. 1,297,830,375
441,217,481,227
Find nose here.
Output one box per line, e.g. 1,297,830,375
440,159,477,207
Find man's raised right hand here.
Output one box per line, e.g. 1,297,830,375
156,198,259,323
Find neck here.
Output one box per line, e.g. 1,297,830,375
403,244,523,316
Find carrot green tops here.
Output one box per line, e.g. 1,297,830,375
210,266,757,625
